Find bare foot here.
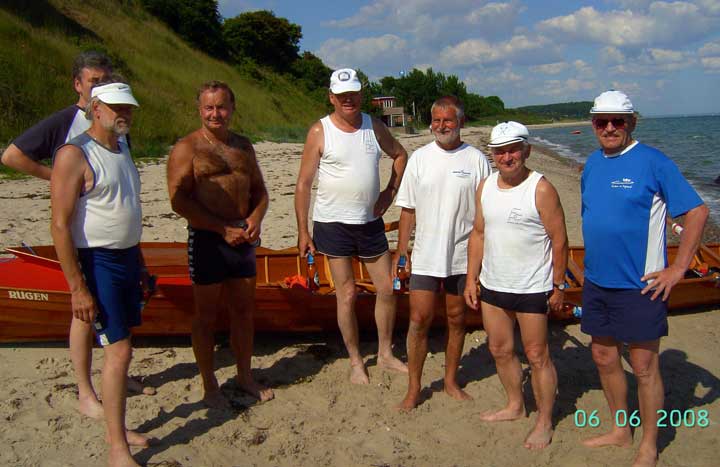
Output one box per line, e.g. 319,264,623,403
236,378,275,402
105,430,149,447
202,390,231,409
396,391,421,412
127,377,156,396
581,428,632,448
444,383,473,401
632,446,658,467
377,355,409,373
78,395,104,420
524,421,554,450
349,362,370,385
107,447,141,467
479,406,525,422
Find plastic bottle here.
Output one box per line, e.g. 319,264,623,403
572,305,582,319
393,255,409,294
307,253,319,291
235,219,261,247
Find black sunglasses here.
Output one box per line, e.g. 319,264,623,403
593,117,627,129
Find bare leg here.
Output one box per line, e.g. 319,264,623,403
397,289,435,410
191,283,227,407
328,257,368,384
628,341,662,467
225,277,274,402
444,294,471,401
69,317,104,419
102,338,141,467
364,252,407,373
582,336,633,448
480,302,525,421
517,312,556,449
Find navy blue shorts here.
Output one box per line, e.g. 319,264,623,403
78,246,142,346
188,227,256,285
480,284,550,314
410,274,466,296
313,218,388,258
581,279,668,343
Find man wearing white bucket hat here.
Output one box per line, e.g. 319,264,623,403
295,68,408,384
464,121,568,450
51,81,149,467
581,90,708,466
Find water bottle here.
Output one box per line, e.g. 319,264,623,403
572,305,582,319
393,255,409,294
307,253,319,291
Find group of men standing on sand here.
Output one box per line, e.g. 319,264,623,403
2,52,708,467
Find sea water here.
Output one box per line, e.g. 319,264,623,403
531,115,720,224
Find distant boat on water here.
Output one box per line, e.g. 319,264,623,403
571,130,582,134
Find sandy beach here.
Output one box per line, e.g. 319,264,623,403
1,126,718,466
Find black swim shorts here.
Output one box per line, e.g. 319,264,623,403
409,274,466,296
188,227,256,285
480,284,550,314
312,217,389,258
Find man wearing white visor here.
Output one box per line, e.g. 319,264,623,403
51,81,149,467
464,121,568,450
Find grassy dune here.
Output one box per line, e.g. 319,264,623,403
0,0,324,159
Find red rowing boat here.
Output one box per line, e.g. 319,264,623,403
1,243,719,342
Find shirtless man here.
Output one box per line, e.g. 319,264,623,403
167,81,274,406
295,68,408,384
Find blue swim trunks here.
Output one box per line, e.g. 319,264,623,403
580,279,668,343
78,246,142,346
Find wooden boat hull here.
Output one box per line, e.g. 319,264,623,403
1,243,719,342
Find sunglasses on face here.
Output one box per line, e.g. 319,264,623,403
592,117,627,129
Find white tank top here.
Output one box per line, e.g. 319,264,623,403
312,113,381,224
480,171,552,293
64,133,142,249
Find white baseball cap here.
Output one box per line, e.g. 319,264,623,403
329,68,362,94
590,90,634,114
91,82,139,107
488,121,529,147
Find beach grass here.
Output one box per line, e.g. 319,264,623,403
0,0,326,157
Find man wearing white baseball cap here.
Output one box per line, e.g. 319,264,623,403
464,121,568,450
51,80,149,467
295,68,408,384
581,90,708,466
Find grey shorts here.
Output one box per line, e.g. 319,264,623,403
409,274,466,296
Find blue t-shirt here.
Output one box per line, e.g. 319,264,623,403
581,142,703,289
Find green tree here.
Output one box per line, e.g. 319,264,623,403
223,10,301,72
140,0,226,58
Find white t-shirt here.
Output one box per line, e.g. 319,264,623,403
395,141,491,277
312,113,381,224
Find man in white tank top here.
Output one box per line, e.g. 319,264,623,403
394,96,492,410
295,68,409,384
464,121,568,450
51,82,148,467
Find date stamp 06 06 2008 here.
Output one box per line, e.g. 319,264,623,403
573,409,710,428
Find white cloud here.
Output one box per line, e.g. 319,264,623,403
530,62,568,75
600,46,626,65
538,4,719,49
541,78,597,96
701,56,720,70
574,59,594,77
699,40,720,57
316,35,408,70
441,34,561,67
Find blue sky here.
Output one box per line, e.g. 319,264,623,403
218,0,720,116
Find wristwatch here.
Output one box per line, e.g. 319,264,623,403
554,283,568,291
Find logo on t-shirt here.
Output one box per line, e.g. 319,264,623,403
452,169,471,178
507,208,523,224
611,178,634,189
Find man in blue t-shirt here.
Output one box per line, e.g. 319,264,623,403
1,53,150,430
580,90,708,466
